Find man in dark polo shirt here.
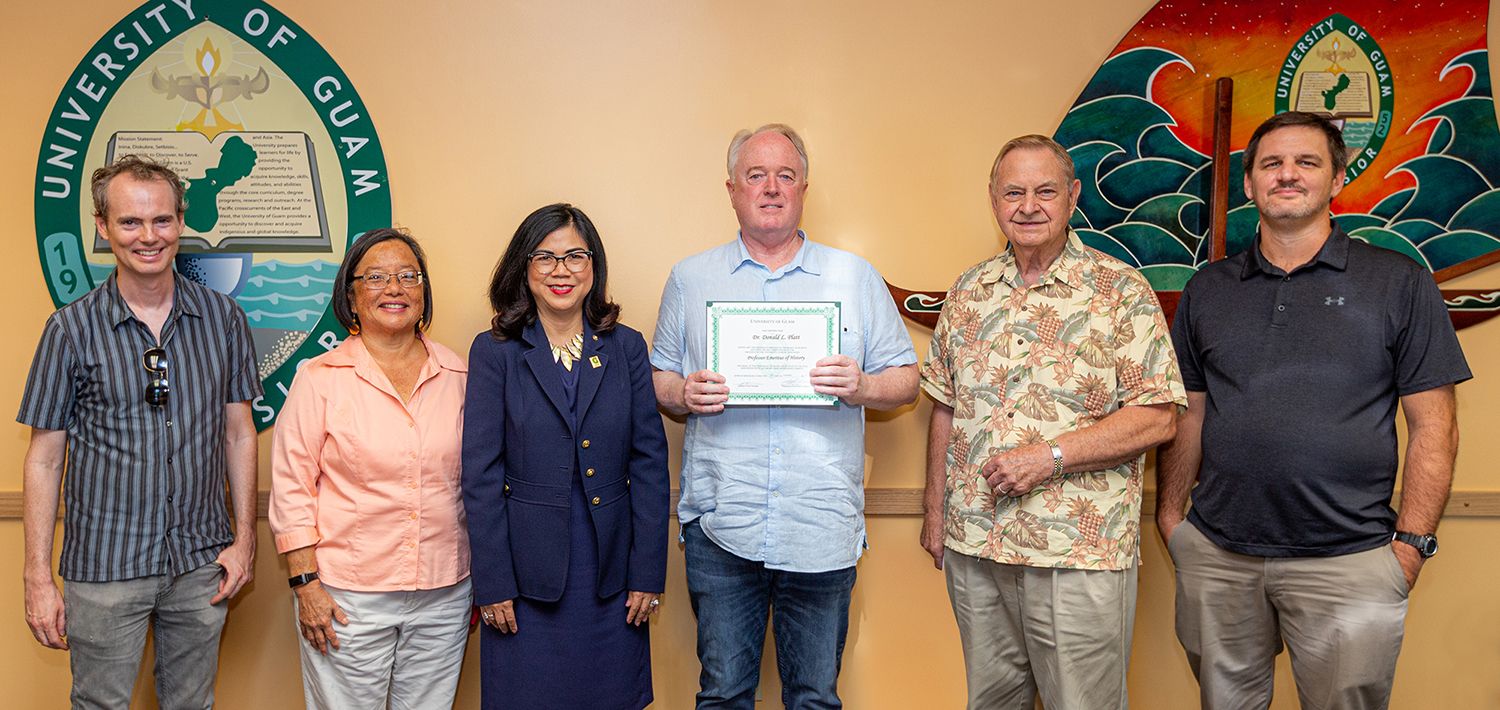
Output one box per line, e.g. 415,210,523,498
19,155,261,708
1156,111,1471,709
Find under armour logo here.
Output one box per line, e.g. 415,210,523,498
1324,296,1345,306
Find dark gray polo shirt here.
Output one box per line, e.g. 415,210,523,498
1170,227,1471,557
18,273,261,582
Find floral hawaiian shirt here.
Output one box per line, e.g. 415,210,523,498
920,231,1186,570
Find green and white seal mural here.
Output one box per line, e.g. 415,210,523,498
1273,13,1395,184
33,0,390,430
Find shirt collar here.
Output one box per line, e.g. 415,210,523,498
728,231,820,276
322,332,466,373
1241,224,1350,279
982,229,1090,290
103,271,201,328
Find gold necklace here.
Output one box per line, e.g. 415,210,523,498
550,332,584,371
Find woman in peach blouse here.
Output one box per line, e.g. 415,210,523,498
269,228,471,709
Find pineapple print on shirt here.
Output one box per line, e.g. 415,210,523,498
920,231,1187,570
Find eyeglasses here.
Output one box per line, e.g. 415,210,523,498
142,347,169,408
351,271,425,290
528,250,593,273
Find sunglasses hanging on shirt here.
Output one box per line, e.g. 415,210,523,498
142,346,170,408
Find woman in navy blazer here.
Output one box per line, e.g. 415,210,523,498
462,203,669,710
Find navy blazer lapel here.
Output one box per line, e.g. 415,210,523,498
576,323,607,421
522,320,571,423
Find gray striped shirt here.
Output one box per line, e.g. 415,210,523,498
18,273,261,582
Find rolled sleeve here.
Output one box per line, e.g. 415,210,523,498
269,365,327,554
859,264,918,372
649,269,687,374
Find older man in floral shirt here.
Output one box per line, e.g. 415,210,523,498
920,134,1186,710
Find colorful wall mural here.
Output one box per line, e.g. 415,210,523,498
890,0,1500,330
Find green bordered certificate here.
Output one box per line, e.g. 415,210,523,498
707,301,841,406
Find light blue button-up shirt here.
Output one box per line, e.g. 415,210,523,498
651,234,917,573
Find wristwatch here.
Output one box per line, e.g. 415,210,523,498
1392,531,1438,558
1045,439,1063,477
288,571,320,589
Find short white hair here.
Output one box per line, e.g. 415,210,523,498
989,134,1075,192
726,124,809,180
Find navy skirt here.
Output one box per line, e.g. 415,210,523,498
479,473,652,710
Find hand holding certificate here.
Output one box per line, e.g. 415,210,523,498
707,301,842,405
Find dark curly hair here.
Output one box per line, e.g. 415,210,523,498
488,203,620,340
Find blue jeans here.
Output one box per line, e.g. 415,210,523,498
683,521,856,710
64,562,227,710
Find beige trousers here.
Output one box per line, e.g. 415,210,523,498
1169,522,1409,710
944,551,1137,710
295,578,473,710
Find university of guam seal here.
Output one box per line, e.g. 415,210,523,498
33,0,390,430
1274,13,1395,183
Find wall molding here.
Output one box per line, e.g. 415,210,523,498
1,489,1497,519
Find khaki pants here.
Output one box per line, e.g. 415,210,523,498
295,578,472,710
944,551,1137,710
1169,522,1409,710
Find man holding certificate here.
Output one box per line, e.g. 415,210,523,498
652,123,918,708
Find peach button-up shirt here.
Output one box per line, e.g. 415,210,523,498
270,334,470,591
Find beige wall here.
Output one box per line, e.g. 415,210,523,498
2,1,1498,707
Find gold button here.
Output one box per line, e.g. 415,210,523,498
626,478,631,486
591,496,601,505
585,468,595,477
581,439,591,449
504,484,511,493
592,334,599,341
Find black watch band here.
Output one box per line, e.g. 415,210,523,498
1392,531,1439,558
288,571,320,589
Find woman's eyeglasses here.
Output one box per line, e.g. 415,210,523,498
142,347,169,408
351,271,425,290
528,250,593,274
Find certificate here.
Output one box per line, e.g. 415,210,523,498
707,301,841,406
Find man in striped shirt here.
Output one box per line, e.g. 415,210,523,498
19,155,261,708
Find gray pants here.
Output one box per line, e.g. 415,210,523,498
944,551,1137,710
1169,522,1409,710
64,562,227,710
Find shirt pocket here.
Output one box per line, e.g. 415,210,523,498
1062,313,1123,421
1063,359,1121,422
839,325,865,368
